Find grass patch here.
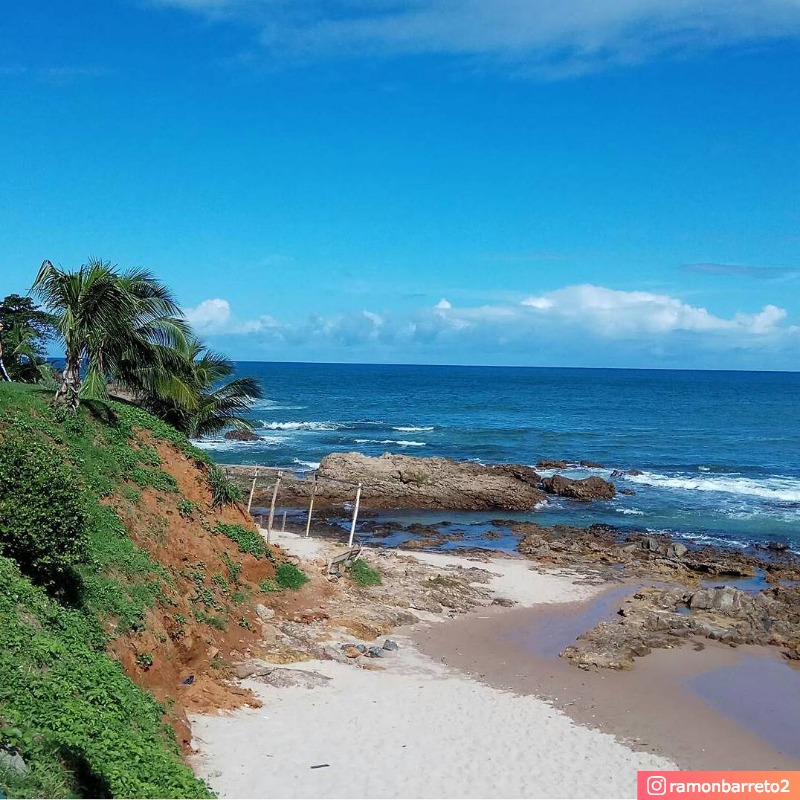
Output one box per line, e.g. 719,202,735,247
346,559,383,587
274,563,309,590
214,522,266,558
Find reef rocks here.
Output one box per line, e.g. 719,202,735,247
224,428,262,442
540,475,616,501
561,585,800,670
516,522,800,585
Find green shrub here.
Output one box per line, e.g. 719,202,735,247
208,465,242,508
0,434,89,592
347,559,382,587
275,563,309,590
215,522,266,558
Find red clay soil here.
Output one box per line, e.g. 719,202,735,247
105,433,296,749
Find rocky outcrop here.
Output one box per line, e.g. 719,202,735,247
224,428,262,442
562,585,800,670
516,523,800,584
233,453,617,511
314,452,548,511
540,474,616,501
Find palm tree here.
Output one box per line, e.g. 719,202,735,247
31,259,190,408
143,339,263,437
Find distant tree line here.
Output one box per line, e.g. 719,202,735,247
0,258,262,436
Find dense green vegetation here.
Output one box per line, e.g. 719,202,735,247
0,383,233,798
0,261,269,798
0,556,211,799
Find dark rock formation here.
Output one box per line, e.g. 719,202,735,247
224,428,262,442
536,459,569,470
540,474,616,501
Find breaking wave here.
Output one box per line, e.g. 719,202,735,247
354,438,427,447
624,471,800,504
392,426,435,433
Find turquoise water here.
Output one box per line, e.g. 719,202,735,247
195,363,800,550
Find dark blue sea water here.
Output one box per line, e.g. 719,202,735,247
194,363,800,551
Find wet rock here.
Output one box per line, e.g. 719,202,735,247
224,428,262,441
580,460,604,468
536,460,568,470
562,585,800,670
367,646,385,658
491,597,515,607
540,475,616,501
382,639,399,651
618,488,636,495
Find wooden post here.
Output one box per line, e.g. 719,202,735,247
305,475,318,538
348,482,362,548
247,467,260,513
266,472,282,545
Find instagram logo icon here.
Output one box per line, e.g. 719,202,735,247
646,776,668,795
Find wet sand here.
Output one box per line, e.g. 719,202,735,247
413,586,800,771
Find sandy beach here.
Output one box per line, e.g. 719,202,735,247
190,533,676,798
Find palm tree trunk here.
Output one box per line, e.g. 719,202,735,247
56,352,81,409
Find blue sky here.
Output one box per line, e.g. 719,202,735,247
1,0,799,369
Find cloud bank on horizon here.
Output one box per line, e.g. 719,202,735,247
184,284,799,369
150,0,800,76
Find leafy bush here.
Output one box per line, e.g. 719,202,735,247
347,559,382,587
0,556,212,799
0,434,89,591
275,563,309,590
215,522,266,558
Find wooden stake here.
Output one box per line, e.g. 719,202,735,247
305,476,318,538
266,473,282,545
348,482,362,548
247,466,260,513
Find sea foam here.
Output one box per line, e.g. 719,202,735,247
625,471,800,504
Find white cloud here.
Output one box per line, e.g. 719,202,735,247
149,0,800,76
518,284,793,336
183,284,797,368
183,298,232,331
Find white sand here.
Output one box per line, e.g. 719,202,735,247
267,528,328,560
191,540,674,797
190,643,673,799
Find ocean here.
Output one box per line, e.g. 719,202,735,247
193,363,800,552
